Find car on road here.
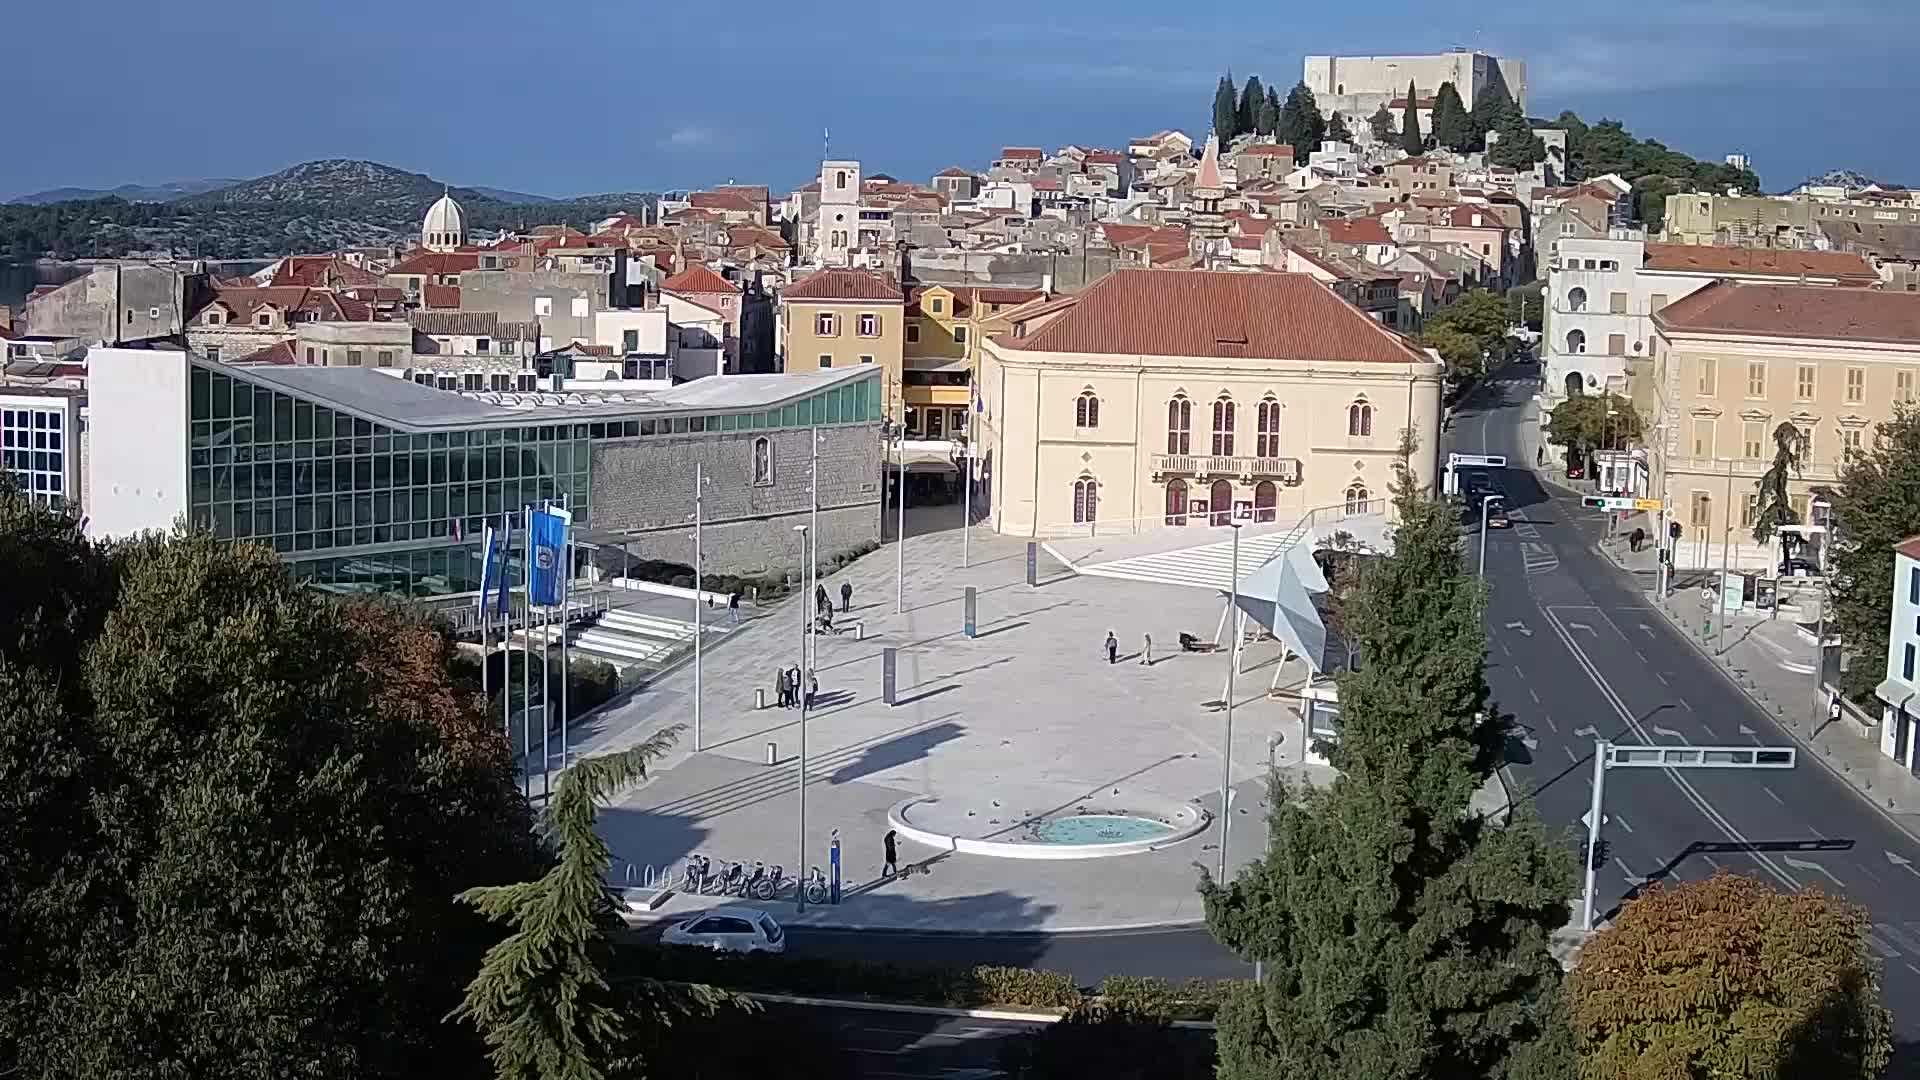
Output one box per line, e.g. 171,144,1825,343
1778,557,1822,577
1486,505,1511,528
661,906,787,954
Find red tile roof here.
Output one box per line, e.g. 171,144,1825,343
1641,244,1877,282
389,251,482,276
1237,144,1296,158
235,340,300,365
690,191,761,214
782,268,904,303
199,286,370,324
268,254,385,288
662,263,740,295
1326,217,1393,246
935,166,975,178
1084,151,1127,166
1896,536,1920,561
1032,178,1062,191
422,284,461,309
1654,281,1920,344
997,269,1428,363
998,147,1044,160
712,184,771,204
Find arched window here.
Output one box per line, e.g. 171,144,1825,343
1075,390,1100,429
1073,477,1099,524
752,436,774,485
1347,399,1374,437
1567,286,1587,312
1165,479,1189,526
1256,398,1281,457
1564,372,1584,398
1211,396,1236,456
1209,480,1234,526
1566,329,1586,354
1345,482,1371,515
1166,396,1191,454
1254,481,1277,523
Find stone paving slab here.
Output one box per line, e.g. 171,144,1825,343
575,509,1338,932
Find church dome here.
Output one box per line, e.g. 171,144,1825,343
422,192,467,252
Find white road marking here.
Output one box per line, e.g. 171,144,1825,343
1573,725,1598,738
1868,932,1901,959
1698,723,1718,741
1542,607,1805,894
1567,621,1595,634
1544,714,1559,732
1505,621,1534,637
1782,856,1847,889
1678,696,1694,712
1763,786,1786,806
1564,746,1579,762
1615,814,1634,834
1528,687,1540,703
1613,857,1634,878
1651,725,1685,740
1498,639,1511,657
1654,671,1669,685
1877,922,1920,956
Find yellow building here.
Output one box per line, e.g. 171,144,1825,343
902,284,1047,439
779,268,905,415
978,268,1444,536
1648,280,1920,570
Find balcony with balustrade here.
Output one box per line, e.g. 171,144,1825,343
1149,453,1302,484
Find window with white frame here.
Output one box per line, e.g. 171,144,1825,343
1347,399,1374,437
0,406,68,508
1211,396,1236,455
954,326,969,345
570,297,590,318
858,312,879,336
534,296,553,316
815,313,838,336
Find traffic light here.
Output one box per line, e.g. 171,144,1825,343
1590,839,1610,871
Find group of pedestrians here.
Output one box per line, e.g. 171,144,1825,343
773,664,818,710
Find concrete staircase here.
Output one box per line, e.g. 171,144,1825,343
569,608,701,672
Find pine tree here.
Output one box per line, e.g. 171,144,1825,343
1257,95,1279,137
1399,80,1425,155
1238,75,1265,142
1487,109,1549,170
1214,75,1240,143
1325,110,1352,144
454,727,731,1080
1470,83,1520,152
1264,85,1282,136
1202,458,1575,1080
1368,103,1397,143
1275,82,1326,165
1430,81,1472,152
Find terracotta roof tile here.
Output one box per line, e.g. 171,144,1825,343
1896,535,1920,561
1237,144,1296,158
1326,217,1393,246
997,269,1429,364
1653,281,1920,344
422,284,460,309
998,147,1044,160
268,255,384,289
935,166,974,178
782,268,904,302
389,251,482,276
1641,243,1877,282
235,340,301,365
662,263,740,295
1084,151,1127,166
690,191,760,213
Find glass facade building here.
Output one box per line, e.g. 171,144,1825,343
184,360,882,597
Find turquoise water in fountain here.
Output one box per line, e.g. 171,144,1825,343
1032,814,1174,844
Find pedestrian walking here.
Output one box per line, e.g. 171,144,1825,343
806,671,818,711
728,591,741,626
840,581,853,612
815,583,830,616
1105,630,1119,665
1141,633,1152,666
773,666,789,708
882,829,899,877
1536,445,1545,466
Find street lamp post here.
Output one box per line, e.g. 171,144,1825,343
1219,522,1242,880
961,436,972,569
1478,494,1504,578
896,427,907,615
693,463,705,752
793,523,812,912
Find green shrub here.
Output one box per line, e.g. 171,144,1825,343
962,965,1083,1010
566,657,620,718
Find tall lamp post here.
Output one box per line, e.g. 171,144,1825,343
793,522,812,911
1478,494,1504,578
692,463,706,751
1218,521,1242,880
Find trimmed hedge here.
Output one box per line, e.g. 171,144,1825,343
620,943,1242,1018
616,540,884,604
566,657,620,718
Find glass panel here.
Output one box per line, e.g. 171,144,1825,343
191,366,211,421
232,382,253,427
210,373,232,419
826,389,844,424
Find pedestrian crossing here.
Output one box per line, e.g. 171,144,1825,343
1871,922,1920,964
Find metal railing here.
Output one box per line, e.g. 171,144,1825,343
426,584,618,637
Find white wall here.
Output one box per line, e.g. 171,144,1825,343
85,347,189,539
593,308,669,355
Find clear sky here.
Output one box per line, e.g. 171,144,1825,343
2,0,1911,200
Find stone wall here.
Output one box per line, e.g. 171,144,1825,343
905,249,1122,291
587,422,882,574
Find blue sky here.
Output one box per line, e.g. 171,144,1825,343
2,0,1912,201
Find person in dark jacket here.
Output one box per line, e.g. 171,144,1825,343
883,829,898,877
774,666,789,708
840,581,853,612
1105,630,1119,665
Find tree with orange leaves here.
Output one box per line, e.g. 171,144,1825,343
1569,871,1891,1079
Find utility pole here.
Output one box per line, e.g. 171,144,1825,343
1717,457,1734,655
1219,522,1242,879
693,463,705,752
1478,494,1503,578
794,523,812,911
961,436,972,568
896,405,907,616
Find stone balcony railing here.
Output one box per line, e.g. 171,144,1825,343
1149,453,1302,483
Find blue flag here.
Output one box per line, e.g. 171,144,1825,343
528,504,572,608
478,520,500,613
494,511,515,619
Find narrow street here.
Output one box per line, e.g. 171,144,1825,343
1454,365,1920,1063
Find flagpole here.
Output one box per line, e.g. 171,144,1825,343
520,506,532,800
693,462,704,753
479,526,491,706
541,508,552,804
560,510,571,779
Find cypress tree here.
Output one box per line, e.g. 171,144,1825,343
1238,75,1265,142
1275,82,1326,164
1202,459,1575,1080
1399,80,1425,155
1430,81,1471,152
1214,75,1240,143
1264,85,1282,136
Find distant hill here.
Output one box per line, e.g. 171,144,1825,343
9,178,240,205
1790,168,1898,194
0,159,656,260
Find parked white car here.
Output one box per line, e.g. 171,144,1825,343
660,906,787,954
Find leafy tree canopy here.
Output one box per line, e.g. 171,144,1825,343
1488,109,1549,170
0,480,545,1080
1570,872,1891,1079
1201,464,1574,1080
1325,110,1352,144
1368,104,1398,143
1421,325,1486,380
1828,405,1920,701
1430,81,1472,152
1545,393,1641,452
1426,288,1510,353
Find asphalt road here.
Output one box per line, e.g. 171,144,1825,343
1454,362,1920,1062
784,924,1247,983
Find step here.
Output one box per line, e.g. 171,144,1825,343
599,609,696,640
573,630,676,662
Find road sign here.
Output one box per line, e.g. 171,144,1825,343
1581,496,1664,512
1449,453,1508,468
